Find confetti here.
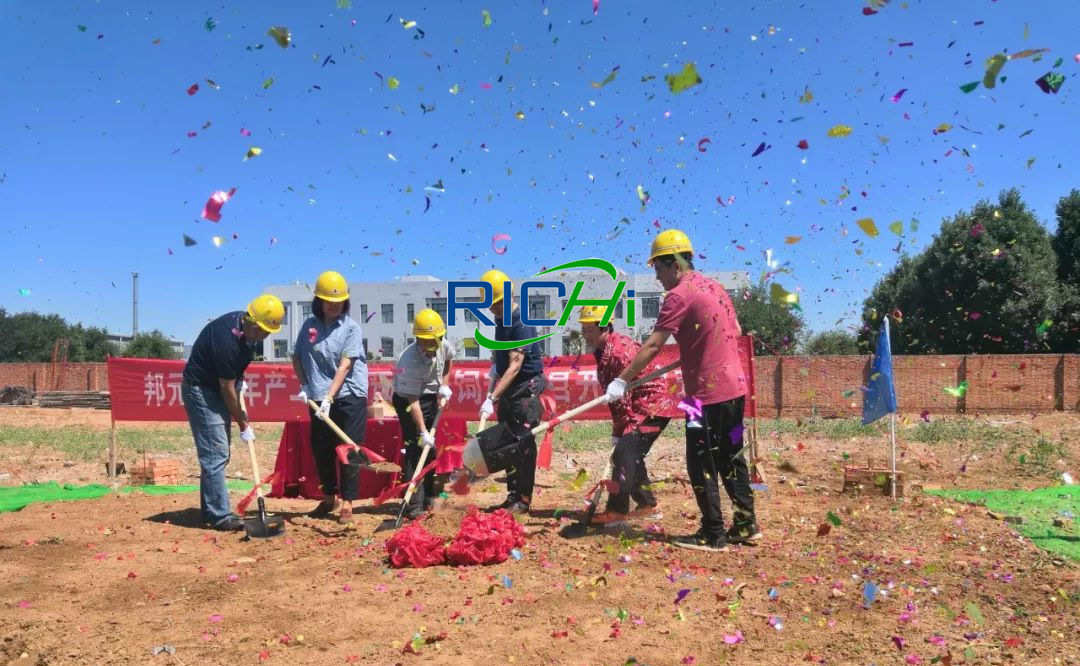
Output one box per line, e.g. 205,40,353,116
243,147,262,161
388,76,400,90
1010,48,1050,60
722,631,744,645
856,217,880,238
183,234,197,247
932,123,952,135
591,65,620,88
697,137,711,152
593,0,599,15
751,142,771,157
1036,319,1053,335
186,83,199,96
1035,71,1065,94
201,187,237,222
205,17,216,32
400,18,417,30
943,381,969,398
784,236,801,244
959,81,980,93
665,62,702,93
891,88,907,102
888,221,903,235
798,87,814,103
18,288,31,297
770,282,798,306
267,26,290,48
862,581,879,607
816,523,831,537
262,77,275,90
481,9,493,28
826,511,842,527
982,53,1007,89
674,589,691,604
491,233,511,254
826,124,852,137
240,127,252,136
636,184,650,204
515,110,525,120
796,139,809,149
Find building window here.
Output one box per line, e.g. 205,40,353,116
461,296,483,323
381,304,394,324
380,337,394,358
362,338,369,357
359,304,368,322
273,339,288,359
642,296,661,319
300,301,313,321
528,296,547,321
425,297,448,323
463,337,480,359
280,303,290,326
407,303,415,323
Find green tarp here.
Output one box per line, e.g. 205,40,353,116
926,485,1079,561
0,479,254,514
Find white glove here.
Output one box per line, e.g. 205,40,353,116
316,397,332,419
438,385,453,401
604,378,627,403
240,426,256,443
479,398,494,420
421,430,436,448
296,387,309,403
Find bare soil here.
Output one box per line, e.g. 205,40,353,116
1,408,1078,665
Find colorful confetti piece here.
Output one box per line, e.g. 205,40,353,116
665,62,702,93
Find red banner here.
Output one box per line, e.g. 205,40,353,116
107,338,754,423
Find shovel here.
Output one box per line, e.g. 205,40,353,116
463,360,680,482
239,384,285,539
307,399,402,474
390,399,444,528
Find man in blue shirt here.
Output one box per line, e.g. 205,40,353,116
477,269,547,514
182,294,284,531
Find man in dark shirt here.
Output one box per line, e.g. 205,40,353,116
477,269,547,514
181,294,283,530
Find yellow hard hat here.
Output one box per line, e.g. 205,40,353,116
314,270,349,302
413,308,446,340
480,269,510,304
648,229,694,264
245,294,285,333
578,305,606,324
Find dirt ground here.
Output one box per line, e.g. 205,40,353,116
1,408,1078,665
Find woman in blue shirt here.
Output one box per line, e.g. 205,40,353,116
291,270,369,524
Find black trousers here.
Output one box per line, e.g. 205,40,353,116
496,375,547,504
685,396,755,538
309,394,368,501
392,392,439,513
605,416,669,514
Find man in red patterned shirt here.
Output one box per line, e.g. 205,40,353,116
578,306,672,524
605,229,759,552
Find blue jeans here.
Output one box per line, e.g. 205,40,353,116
182,381,233,526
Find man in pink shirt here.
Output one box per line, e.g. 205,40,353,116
605,229,760,552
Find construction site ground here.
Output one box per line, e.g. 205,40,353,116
1,407,1078,666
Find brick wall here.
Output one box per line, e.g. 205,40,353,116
0,363,109,392
752,354,1080,417
1,355,1077,415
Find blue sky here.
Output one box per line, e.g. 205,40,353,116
2,0,1077,345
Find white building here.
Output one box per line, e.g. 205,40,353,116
262,270,750,363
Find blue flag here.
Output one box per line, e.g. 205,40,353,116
862,317,897,425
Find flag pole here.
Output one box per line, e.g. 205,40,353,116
890,411,897,501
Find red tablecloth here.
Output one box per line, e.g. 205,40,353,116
269,417,467,501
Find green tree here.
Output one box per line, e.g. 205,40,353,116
0,309,71,362
732,283,804,355
122,330,180,359
67,324,120,361
803,329,862,355
861,189,1060,353
1051,190,1080,352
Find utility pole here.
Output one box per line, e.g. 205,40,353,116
132,272,139,337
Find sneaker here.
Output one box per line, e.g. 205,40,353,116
213,516,245,531
309,497,339,518
484,496,522,513
726,523,763,546
504,501,530,516
671,530,729,552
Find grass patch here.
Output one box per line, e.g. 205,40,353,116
926,485,1079,562
756,417,883,440
0,424,284,462
0,478,258,513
